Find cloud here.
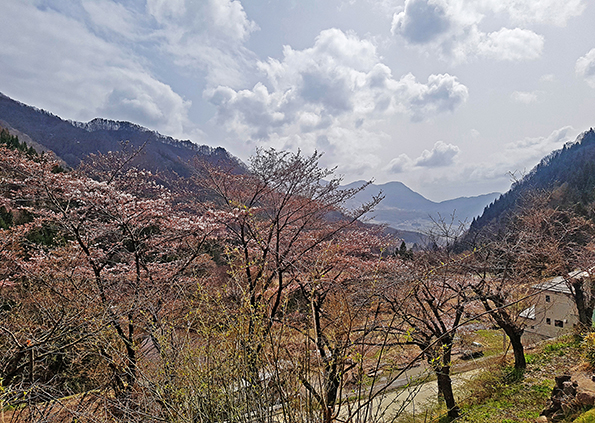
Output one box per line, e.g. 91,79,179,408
206,29,468,132
390,0,569,62
404,73,469,121
146,0,259,87
576,48,595,88
401,126,578,198
0,1,192,137
414,141,460,167
391,0,450,44
510,90,539,104
82,0,144,40
206,28,468,169
469,126,576,181
385,140,460,174
495,0,585,27
385,154,413,173
476,28,543,61
373,0,585,27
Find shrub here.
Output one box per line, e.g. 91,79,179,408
582,332,595,368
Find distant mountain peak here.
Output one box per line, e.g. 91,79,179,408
342,180,500,232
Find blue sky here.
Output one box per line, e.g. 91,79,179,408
2,0,595,200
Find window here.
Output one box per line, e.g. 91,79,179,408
554,320,564,328
545,295,551,303
546,318,551,325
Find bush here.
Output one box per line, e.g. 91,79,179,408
582,332,595,368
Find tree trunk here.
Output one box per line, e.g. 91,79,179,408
502,324,526,372
323,362,340,423
476,291,526,372
571,279,595,329
436,366,459,419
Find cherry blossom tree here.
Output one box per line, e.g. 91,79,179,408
0,146,222,418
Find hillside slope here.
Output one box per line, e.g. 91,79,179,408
469,128,595,234
0,92,241,175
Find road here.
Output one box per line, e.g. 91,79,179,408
337,365,483,422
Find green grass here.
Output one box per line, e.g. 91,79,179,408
455,336,585,422
397,335,587,422
574,408,595,423
456,376,552,422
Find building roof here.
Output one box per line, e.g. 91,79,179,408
520,304,536,319
533,276,572,294
532,270,590,294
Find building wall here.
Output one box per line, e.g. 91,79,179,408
524,290,578,339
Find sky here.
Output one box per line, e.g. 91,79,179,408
2,0,595,201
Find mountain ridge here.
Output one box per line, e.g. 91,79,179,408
469,128,595,234
0,92,499,233
343,180,500,232
0,92,242,175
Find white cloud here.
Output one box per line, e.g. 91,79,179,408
402,126,578,198
0,1,192,138
510,90,539,104
414,140,460,167
206,28,468,169
476,28,543,61
576,48,595,88
390,0,570,63
146,0,259,87
469,126,576,181
495,0,585,27
384,139,460,177
385,154,413,173
82,0,144,40
391,0,450,44
404,73,469,121
372,0,585,27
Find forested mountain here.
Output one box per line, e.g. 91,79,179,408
343,180,500,231
469,128,595,234
0,92,241,175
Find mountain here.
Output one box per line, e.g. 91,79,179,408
0,92,241,175
343,180,500,232
469,128,595,234
0,92,500,236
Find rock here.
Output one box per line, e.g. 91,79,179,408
576,392,595,407
539,372,595,420
536,416,548,423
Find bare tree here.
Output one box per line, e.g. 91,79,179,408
194,149,382,375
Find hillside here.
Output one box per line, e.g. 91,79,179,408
469,128,595,234
0,92,241,175
343,180,500,232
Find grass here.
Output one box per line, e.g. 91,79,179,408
457,335,585,422
574,408,595,423
398,335,587,423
